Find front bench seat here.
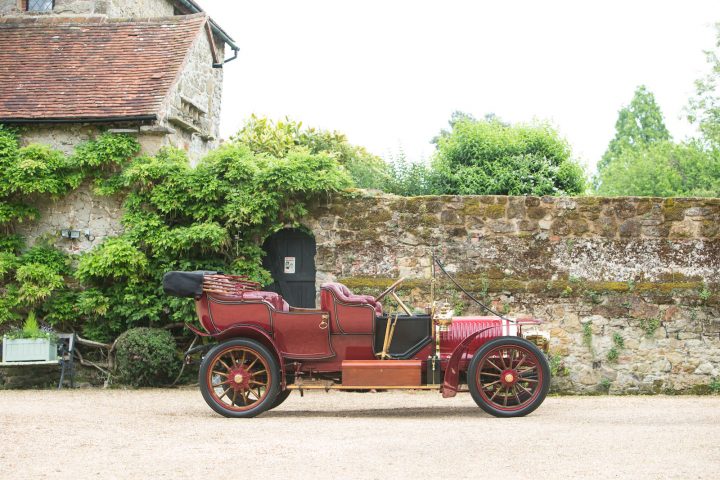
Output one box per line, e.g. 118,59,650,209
320,282,383,315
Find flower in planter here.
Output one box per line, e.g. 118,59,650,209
2,312,60,363
4,311,57,342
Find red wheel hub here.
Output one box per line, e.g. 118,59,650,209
228,366,250,390
500,369,518,387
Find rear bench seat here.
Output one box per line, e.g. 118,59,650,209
240,291,290,312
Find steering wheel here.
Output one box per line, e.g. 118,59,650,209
376,277,405,302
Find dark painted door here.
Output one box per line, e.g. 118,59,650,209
262,228,317,308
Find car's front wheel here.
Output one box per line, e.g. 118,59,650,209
199,338,280,418
468,337,550,418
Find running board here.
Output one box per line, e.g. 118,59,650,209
286,383,448,391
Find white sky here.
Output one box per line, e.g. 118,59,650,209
202,0,720,173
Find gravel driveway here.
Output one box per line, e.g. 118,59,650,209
1,389,718,479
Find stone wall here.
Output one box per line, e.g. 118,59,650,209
107,0,174,18
16,182,125,253
0,0,174,17
159,25,224,162
302,193,720,394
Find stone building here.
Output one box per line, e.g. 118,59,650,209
0,0,237,252
0,0,238,161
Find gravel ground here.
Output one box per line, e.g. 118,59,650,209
1,389,719,479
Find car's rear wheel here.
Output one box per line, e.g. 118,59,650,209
199,338,280,418
468,337,550,418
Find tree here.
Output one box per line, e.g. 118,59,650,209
383,149,435,196
431,116,586,196
594,140,720,197
231,114,391,190
430,111,510,146
594,28,720,198
598,85,671,172
687,23,720,148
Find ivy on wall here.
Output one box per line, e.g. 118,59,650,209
0,125,351,341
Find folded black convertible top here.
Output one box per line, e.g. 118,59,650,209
162,271,217,298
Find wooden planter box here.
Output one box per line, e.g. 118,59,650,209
2,337,58,363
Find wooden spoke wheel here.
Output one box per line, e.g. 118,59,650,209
269,389,292,410
199,338,280,418
468,337,550,418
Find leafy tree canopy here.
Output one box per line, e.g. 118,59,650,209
232,114,390,190
687,22,720,148
431,115,586,196
382,150,435,197
595,28,720,198
595,140,720,197
599,85,671,172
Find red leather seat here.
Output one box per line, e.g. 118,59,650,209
320,282,382,315
240,291,289,312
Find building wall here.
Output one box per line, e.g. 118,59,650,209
107,0,174,18
158,28,225,162
302,193,720,394
0,0,174,17
16,182,125,254
15,124,163,253
13,91,222,250
0,0,23,15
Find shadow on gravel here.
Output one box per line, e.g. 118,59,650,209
262,406,491,418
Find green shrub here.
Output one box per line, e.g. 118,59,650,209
15,263,64,304
114,327,180,387
606,346,619,362
0,123,351,341
432,116,586,195
383,151,436,196
549,353,569,376
75,237,148,282
710,378,720,394
639,317,661,337
582,321,593,353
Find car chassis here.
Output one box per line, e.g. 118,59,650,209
163,256,551,418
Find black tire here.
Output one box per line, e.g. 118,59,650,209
269,389,292,410
199,338,280,418
468,336,550,418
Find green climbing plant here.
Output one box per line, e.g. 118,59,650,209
0,124,352,342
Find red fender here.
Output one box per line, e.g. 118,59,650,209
441,327,496,398
212,323,287,389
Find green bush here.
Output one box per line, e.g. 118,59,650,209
383,151,436,196
0,119,351,340
75,237,148,282
431,116,586,196
114,327,180,387
595,141,720,197
230,114,389,190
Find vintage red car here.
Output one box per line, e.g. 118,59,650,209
163,266,551,418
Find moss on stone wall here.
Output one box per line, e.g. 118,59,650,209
338,275,717,304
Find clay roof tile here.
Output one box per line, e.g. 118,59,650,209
0,13,207,122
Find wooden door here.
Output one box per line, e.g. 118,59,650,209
262,228,316,308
